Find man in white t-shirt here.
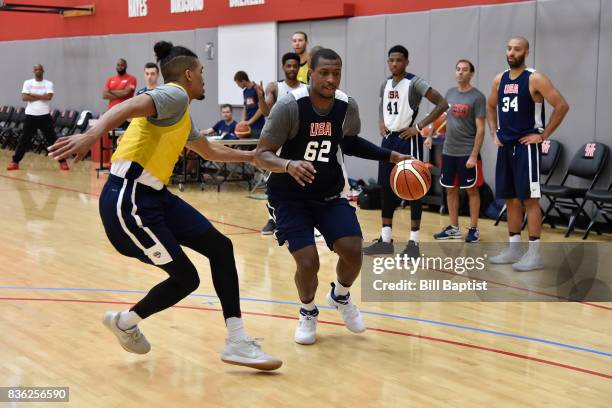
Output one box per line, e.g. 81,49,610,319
7,64,68,171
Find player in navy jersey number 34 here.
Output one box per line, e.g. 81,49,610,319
487,37,569,271
255,48,412,345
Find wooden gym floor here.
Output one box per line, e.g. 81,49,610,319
0,150,610,407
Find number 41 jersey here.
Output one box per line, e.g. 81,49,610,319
497,68,545,144
267,87,348,201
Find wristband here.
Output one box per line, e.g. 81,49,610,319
284,160,291,172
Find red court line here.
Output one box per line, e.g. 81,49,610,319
0,173,260,233
3,173,610,309
1,296,610,380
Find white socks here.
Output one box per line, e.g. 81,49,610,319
381,226,392,243
509,234,522,243
301,300,317,311
226,317,245,342
410,230,420,243
334,279,350,297
528,239,540,254
117,311,142,331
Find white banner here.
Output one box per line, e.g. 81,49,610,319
171,0,204,14
229,0,265,8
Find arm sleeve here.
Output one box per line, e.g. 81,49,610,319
259,97,298,146
340,135,392,161
475,92,487,118
343,97,361,136
187,118,203,142
144,85,189,121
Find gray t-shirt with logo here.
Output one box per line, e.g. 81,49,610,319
443,86,486,156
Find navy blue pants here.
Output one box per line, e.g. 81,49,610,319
268,197,362,253
99,174,241,320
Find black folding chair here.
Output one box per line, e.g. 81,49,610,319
582,180,612,240
0,106,15,147
494,139,563,227
1,107,25,150
540,142,609,237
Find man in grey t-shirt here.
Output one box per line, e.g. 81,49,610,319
434,59,487,243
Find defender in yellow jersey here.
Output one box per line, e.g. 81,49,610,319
49,41,282,371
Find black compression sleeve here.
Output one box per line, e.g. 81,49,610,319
340,135,392,161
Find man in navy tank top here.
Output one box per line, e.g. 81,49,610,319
255,48,412,345
487,37,569,271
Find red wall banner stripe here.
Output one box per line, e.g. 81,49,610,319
0,0,528,41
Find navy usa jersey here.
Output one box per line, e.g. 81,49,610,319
267,87,348,200
497,68,545,144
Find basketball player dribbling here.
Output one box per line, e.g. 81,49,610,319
48,41,282,370
254,48,412,345
363,45,448,258
487,37,569,271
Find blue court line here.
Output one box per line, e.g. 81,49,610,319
1,285,610,358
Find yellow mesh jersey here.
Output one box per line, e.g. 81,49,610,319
111,83,191,185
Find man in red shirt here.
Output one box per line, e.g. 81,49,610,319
103,58,137,122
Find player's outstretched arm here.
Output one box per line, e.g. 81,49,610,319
340,135,411,163
48,93,157,163
187,135,254,164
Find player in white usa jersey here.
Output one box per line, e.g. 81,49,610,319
363,45,448,258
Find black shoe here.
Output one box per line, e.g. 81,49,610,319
400,240,420,259
362,237,394,255
261,219,276,235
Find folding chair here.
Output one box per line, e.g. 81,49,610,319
0,106,15,147
1,107,25,150
540,142,609,237
494,139,563,227
582,179,612,240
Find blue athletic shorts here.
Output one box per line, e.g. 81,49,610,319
495,143,541,200
268,197,362,253
99,174,213,265
440,154,484,189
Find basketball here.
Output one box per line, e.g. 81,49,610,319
390,159,432,200
431,111,447,135
235,122,251,138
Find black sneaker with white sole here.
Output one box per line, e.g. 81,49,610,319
362,237,394,255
